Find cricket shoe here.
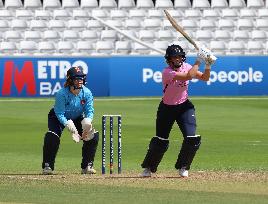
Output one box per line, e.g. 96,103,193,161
178,167,189,177
42,163,53,175
81,166,97,174
141,168,152,177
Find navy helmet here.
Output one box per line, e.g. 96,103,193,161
65,66,87,88
67,66,86,79
165,44,186,61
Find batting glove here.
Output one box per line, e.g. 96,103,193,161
205,56,216,66
197,46,217,65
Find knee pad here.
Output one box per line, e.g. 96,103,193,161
47,131,60,139
44,131,60,144
185,135,201,150
149,136,169,153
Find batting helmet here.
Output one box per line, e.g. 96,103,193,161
165,44,186,61
65,66,87,88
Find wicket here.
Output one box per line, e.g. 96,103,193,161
102,115,122,174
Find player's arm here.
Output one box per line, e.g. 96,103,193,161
54,91,68,125
195,64,211,81
81,91,94,141
83,91,94,121
173,60,201,81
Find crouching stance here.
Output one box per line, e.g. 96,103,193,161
42,66,98,175
141,44,216,177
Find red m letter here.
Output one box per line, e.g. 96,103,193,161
2,61,36,95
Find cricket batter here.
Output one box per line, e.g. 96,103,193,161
141,44,215,177
42,66,99,175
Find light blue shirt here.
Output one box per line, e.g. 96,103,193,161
54,86,94,125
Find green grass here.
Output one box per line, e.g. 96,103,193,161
0,177,267,204
0,97,267,203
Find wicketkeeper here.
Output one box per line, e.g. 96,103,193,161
42,66,99,175
141,44,216,177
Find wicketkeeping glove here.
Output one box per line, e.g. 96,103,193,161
65,120,81,143
81,118,93,141
83,128,96,141
72,133,81,143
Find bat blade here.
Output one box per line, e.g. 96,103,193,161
164,10,199,51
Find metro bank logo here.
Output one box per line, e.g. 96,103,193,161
1,59,88,97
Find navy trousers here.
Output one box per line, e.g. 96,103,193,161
156,99,196,139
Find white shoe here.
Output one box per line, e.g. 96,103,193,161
81,166,97,174
42,163,53,175
141,168,152,177
179,168,189,177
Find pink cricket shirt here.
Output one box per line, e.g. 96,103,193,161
162,63,192,105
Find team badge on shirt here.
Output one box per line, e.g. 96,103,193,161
81,99,85,105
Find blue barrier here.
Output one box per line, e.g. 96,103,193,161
0,56,267,97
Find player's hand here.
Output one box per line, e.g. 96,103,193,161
66,120,78,134
205,54,217,66
82,128,95,141
197,46,217,65
197,47,207,62
72,133,81,143
65,120,81,143
81,118,93,141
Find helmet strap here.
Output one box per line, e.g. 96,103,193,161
70,86,81,96
73,85,82,90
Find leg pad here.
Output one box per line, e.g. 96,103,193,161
81,131,99,169
141,136,169,173
175,135,201,170
42,131,60,170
